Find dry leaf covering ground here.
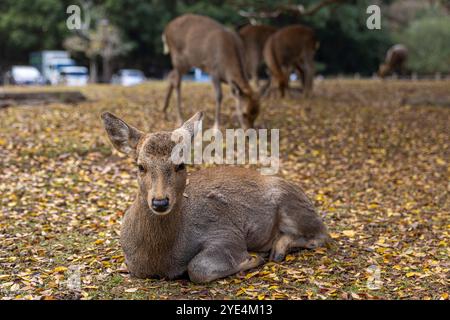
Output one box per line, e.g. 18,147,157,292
0,79,449,300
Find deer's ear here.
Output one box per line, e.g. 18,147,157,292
101,112,143,155
172,111,203,142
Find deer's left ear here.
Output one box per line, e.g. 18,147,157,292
101,112,143,156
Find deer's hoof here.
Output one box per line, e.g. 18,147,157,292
269,250,285,262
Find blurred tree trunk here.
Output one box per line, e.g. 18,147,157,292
89,59,97,83
98,19,131,83
102,57,112,83
63,7,130,84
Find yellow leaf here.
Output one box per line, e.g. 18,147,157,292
441,293,448,300
94,239,105,245
53,266,67,273
315,194,324,202
285,255,295,262
236,289,245,296
244,271,259,279
343,230,356,238
257,294,266,300
376,247,387,254
329,232,340,239
269,285,279,290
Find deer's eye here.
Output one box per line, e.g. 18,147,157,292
137,164,146,173
175,163,185,172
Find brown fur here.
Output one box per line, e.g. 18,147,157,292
162,14,260,130
101,111,330,283
378,44,408,78
263,25,318,98
238,24,278,88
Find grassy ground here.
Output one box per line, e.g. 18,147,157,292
0,79,449,300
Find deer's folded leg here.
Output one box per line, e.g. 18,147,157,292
187,246,263,284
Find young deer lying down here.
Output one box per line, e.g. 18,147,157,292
101,111,329,283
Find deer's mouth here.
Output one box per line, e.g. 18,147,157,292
150,207,172,216
148,202,173,216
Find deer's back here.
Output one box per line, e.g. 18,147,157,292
179,167,310,251
267,25,317,65
164,14,245,78
386,44,408,66
164,14,223,51
239,24,277,53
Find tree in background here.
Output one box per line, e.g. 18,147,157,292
64,1,132,82
101,0,176,77
0,0,71,72
234,0,393,75
398,14,450,74
0,0,449,77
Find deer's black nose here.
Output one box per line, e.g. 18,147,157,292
151,198,169,212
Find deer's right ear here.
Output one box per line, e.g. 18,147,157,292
101,112,143,155
173,111,203,141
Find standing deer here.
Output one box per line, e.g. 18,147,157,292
378,44,408,78
101,111,330,283
238,24,278,88
263,25,319,98
162,14,259,131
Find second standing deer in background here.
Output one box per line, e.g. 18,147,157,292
238,24,278,88
263,25,319,98
162,14,260,130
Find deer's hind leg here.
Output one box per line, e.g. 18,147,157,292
269,232,329,262
298,52,315,97
188,245,264,283
163,67,186,125
269,234,293,262
269,191,329,262
290,233,329,250
162,70,176,119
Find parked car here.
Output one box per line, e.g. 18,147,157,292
58,66,89,86
182,68,210,82
3,66,45,85
111,69,146,86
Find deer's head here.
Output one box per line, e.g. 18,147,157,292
101,112,203,216
231,82,260,129
378,63,390,78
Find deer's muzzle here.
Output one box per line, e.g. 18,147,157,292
151,197,170,213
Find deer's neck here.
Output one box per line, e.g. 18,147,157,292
134,195,182,255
